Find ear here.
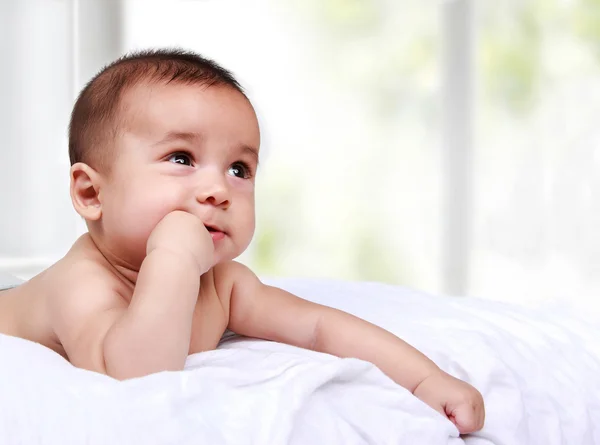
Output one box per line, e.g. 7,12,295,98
70,162,103,221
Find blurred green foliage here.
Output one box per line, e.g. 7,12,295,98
253,0,600,283
572,0,600,57
352,231,413,284
481,0,600,113
287,0,381,34
481,3,542,113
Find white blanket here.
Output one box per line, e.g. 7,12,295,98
0,278,598,445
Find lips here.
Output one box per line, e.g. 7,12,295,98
204,224,226,241
204,224,222,233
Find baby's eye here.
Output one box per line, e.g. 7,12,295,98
228,162,252,179
167,152,193,166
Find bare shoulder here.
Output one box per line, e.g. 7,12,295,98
46,236,128,370
50,256,125,313
211,260,261,309
212,262,325,349
49,236,127,312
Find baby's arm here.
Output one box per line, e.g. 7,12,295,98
52,212,212,379
222,261,484,433
102,248,201,377
51,252,200,379
225,262,436,389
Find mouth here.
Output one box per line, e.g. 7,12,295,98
205,224,226,241
204,224,222,233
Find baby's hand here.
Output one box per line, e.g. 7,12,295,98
413,370,485,434
146,210,215,274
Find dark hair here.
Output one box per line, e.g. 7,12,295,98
68,48,244,169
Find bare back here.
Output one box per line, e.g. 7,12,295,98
0,268,69,358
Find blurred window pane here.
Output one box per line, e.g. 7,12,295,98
473,0,600,305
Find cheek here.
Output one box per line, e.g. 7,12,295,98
232,180,254,207
108,180,179,239
233,188,256,236
242,208,256,238
230,178,255,203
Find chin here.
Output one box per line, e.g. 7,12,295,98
216,254,236,264
218,248,243,264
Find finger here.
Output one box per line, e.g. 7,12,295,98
452,407,479,434
479,405,486,429
471,400,485,431
433,403,446,417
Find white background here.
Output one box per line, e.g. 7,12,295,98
1,0,600,313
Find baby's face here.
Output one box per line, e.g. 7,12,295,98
99,82,260,268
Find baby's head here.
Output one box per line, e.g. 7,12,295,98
68,49,260,269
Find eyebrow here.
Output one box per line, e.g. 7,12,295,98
153,131,203,146
241,144,260,164
154,131,259,164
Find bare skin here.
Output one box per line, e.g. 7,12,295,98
0,233,229,368
0,81,484,434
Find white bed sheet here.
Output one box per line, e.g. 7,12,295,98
0,278,598,445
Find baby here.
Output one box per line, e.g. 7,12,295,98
0,49,484,434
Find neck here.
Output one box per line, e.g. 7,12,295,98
85,231,141,291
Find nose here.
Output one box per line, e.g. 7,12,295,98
195,169,230,208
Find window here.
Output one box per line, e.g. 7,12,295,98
2,0,599,312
